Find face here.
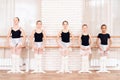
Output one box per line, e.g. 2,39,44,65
36,22,42,28
82,25,88,32
13,17,19,25
63,22,68,29
101,26,107,33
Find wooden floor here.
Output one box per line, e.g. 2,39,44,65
0,70,120,80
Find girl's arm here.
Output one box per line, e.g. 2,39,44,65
69,30,74,47
78,34,81,48
89,34,92,48
20,28,26,47
7,28,11,47
42,30,47,48
106,38,112,51
96,38,102,51
30,30,35,47
56,31,62,47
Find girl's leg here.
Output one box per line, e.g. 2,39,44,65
79,55,85,73
37,48,46,73
84,55,92,73
79,52,91,73
97,56,105,73
38,48,43,54
56,49,65,73
97,52,110,73
31,46,39,73
64,48,72,73
89,54,92,66
15,46,24,73
7,47,16,73
102,54,110,72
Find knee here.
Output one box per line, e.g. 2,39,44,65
34,48,38,52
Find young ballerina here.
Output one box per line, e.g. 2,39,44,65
7,17,26,73
78,24,92,73
56,21,74,73
30,20,46,73
96,24,112,73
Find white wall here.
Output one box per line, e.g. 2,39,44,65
0,0,15,35
0,0,120,36
111,0,120,36
41,0,84,36
14,0,42,35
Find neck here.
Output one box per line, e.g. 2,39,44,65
82,31,87,34
36,27,41,30
63,28,68,30
13,24,19,28
102,32,106,34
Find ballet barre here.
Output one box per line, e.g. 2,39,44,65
0,36,120,48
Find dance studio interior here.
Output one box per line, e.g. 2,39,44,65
0,0,120,80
